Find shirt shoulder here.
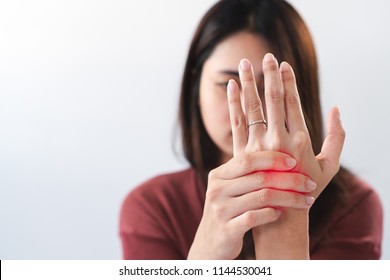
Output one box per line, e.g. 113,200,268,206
339,177,383,229
124,168,203,208
311,176,383,259
119,168,205,259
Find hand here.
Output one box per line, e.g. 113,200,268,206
228,53,345,199
227,53,345,259
187,151,316,260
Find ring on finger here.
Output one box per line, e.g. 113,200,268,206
248,119,267,128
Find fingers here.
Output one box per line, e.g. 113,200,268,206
229,186,314,232
280,61,307,132
213,151,297,180
263,53,286,131
239,59,266,140
227,79,248,156
239,59,265,124
226,171,316,197
317,107,346,176
235,188,315,215
229,208,281,234
231,55,307,153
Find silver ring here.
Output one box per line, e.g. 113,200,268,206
248,119,267,127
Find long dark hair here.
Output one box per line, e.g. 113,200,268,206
178,0,351,259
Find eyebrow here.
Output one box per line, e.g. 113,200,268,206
218,69,265,83
218,70,239,76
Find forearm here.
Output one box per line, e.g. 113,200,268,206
252,209,310,260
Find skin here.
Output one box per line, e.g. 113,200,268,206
199,32,267,163
188,31,345,260
188,32,344,259
230,55,344,259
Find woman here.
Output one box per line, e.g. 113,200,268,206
120,0,383,259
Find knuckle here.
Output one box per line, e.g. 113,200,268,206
231,114,246,129
255,171,268,186
206,183,223,200
286,93,299,105
293,131,309,150
245,135,267,152
228,94,239,106
242,211,257,228
257,188,271,205
339,127,346,140
208,169,217,180
262,208,279,222
238,154,252,172
246,100,261,113
245,144,264,153
270,208,281,219
268,87,283,104
212,203,227,219
268,135,282,151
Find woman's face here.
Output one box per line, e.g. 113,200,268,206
199,31,269,163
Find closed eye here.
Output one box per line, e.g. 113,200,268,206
216,80,241,90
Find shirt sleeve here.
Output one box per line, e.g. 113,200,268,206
119,185,183,260
311,188,383,259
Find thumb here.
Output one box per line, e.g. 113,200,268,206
317,107,346,176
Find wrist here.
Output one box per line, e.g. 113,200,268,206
252,209,310,259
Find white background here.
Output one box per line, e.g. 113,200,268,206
0,0,389,259
2,260,389,280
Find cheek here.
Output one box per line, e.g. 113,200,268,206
200,91,230,128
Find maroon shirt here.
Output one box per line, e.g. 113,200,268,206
120,168,383,259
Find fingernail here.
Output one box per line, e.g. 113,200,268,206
280,61,290,72
227,79,236,92
306,179,317,191
285,157,297,167
264,53,274,62
240,59,250,70
306,196,315,205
